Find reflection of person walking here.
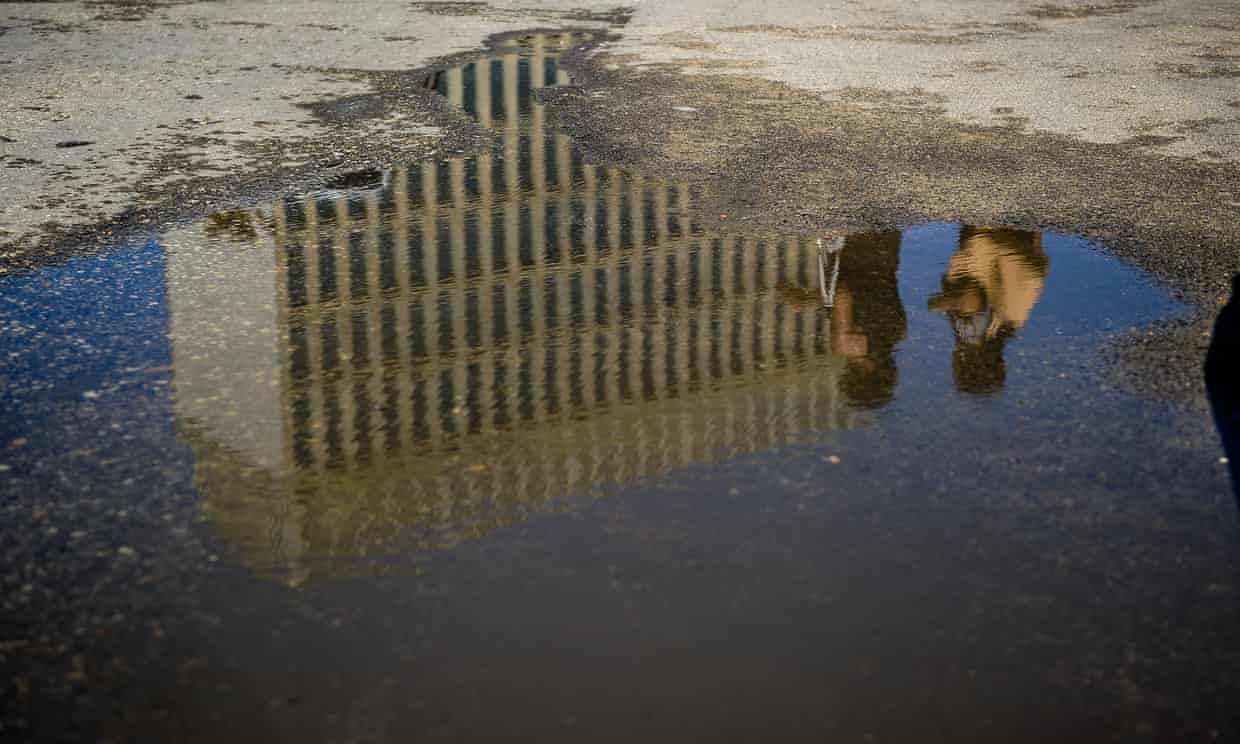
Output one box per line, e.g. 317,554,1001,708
832,231,907,408
773,231,906,408
1205,274,1240,501
928,226,1049,395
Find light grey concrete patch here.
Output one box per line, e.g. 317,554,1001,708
0,0,621,260
606,0,1240,160
2,0,1237,264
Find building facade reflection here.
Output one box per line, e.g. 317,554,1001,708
169,33,869,581
167,33,1052,581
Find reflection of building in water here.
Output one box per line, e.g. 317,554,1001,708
928,226,1048,395
167,32,877,582
422,33,576,128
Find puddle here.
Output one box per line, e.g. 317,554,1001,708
4,28,1239,742
0,31,1183,579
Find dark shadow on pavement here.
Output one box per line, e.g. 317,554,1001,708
1205,274,1240,504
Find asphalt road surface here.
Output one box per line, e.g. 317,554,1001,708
3,2,1240,742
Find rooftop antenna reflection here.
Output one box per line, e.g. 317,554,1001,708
817,236,845,308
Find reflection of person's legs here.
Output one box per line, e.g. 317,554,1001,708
1205,274,1240,501
950,327,1012,396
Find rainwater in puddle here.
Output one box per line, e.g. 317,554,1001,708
3,31,1239,743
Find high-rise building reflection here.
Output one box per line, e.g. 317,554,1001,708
169,33,871,581
928,226,1048,395
167,33,1054,581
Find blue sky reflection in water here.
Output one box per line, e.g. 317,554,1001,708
0,240,192,478
1,240,172,406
